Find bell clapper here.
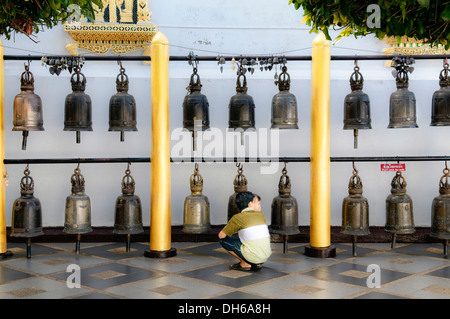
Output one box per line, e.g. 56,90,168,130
120,131,125,142
353,129,358,149
352,235,357,257
283,235,288,254
391,233,397,249
444,239,449,258
240,131,244,146
21,131,29,150
76,131,81,144
26,238,32,259
192,131,197,151
126,234,131,252
75,233,81,254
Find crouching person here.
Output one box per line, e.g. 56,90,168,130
218,191,272,271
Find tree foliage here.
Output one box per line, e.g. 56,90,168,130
0,0,103,41
288,0,450,49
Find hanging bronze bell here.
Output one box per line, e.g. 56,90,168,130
183,164,211,233
109,67,137,142
10,166,43,258
385,171,415,248
271,66,299,130
430,62,450,126
430,164,450,256
341,165,370,256
12,65,44,150
343,66,371,148
113,165,143,235
388,63,418,128
270,165,299,235
227,163,248,221
64,67,92,143
182,69,210,151
228,70,255,145
64,166,92,254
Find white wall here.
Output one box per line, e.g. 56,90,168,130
1,1,448,230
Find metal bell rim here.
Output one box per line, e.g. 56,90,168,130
12,126,45,132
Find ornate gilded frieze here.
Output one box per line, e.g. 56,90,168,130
64,0,157,58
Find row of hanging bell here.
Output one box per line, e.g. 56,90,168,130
10,165,43,258
183,164,211,233
341,164,370,256
270,164,300,254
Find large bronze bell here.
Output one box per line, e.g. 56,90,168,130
271,66,299,130
113,164,143,251
64,165,92,253
430,163,450,257
431,62,450,126
182,68,210,151
64,66,92,143
388,58,418,128
10,165,43,258
183,164,211,233
227,163,248,221
228,69,256,145
13,64,44,150
385,171,415,248
109,67,137,142
341,164,370,256
270,165,299,253
343,65,371,148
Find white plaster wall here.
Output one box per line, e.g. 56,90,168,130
1,1,448,230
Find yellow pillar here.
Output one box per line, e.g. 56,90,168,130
144,32,176,258
305,33,335,258
0,40,12,258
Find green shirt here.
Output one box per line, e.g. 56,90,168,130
222,207,272,264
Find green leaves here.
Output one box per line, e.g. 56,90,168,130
290,0,450,48
0,0,103,40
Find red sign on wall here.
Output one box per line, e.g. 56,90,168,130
380,163,406,171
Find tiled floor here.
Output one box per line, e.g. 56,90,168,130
0,241,449,299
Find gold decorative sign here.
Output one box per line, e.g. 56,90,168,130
64,0,157,57
383,36,450,55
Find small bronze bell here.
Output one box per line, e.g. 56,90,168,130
228,69,256,145
109,66,137,142
271,66,299,130
10,165,43,258
341,164,370,256
182,68,210,151
13,64,44,150
64,165,92,253
113,164,143,252
227,163,248,221
431,62,450,126
183,164,211,233
385,171,415,248
270,164,299,253
64,66,92,143
388,58,418,129
343,65,371,148
431,163,450,257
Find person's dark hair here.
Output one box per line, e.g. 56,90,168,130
236,191,260,211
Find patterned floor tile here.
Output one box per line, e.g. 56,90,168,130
354,291,411,299
391,243,449,258
350,251,449,273
0,243,64,260
212,291,269,299
380,275,450,299
243,274,365,299
49,262,161,290
122,251,223,273
301,261,412,287
425,265,450,280
0,277,92,299
0,265,35,284
264,250,336,273
105,275,229,299
327,243,380,259
78,242,150,260
2,252,109,275
180,243,235,261
70,292,121,299
179,263,289,288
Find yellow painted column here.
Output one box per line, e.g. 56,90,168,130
144,32,176,258
305,33,335,258
0,39,12,258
